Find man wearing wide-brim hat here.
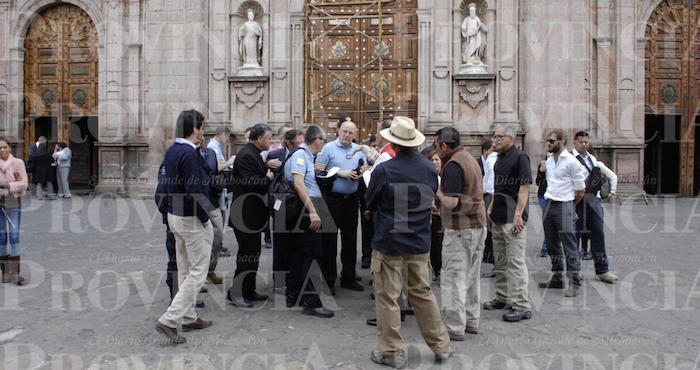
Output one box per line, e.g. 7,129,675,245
366,116,453,368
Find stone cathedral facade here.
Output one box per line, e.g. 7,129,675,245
0,0,697,197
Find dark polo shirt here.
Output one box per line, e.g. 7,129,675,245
492,145,532,224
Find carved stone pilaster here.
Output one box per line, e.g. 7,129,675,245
230,76,269,109
453,74,495,133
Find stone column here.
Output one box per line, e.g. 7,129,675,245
290,11,305,127
209,0,229,125
494,0,519,127
7,47,24,143
0,2,10,141
416,8,432,132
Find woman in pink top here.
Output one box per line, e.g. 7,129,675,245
0,137,29,284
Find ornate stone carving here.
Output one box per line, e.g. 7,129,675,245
661,84,678,104
234,81,265,109
460,3,488,73
238,8,263,76
458,80,490,109
331,78,348,98
72,88,87,107
41,89,55,107
373,41,389,59
332,41,347,58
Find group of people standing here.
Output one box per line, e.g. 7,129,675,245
152,109,619,369
26,136,72,200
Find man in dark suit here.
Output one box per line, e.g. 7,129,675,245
227,123,274,308
26,136,47,193
266,129,304,175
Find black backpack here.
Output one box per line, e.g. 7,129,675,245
575,153,608,195
268,147,305,221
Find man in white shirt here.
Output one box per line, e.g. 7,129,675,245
572,131,618,283
539,129,587,298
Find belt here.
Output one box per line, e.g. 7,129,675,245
546,199,572,204
329,192,356,200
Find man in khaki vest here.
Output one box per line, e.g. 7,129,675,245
434,127,487,341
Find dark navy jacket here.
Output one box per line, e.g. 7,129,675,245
266,147,288,175
366,148,438,256
162,142,212,225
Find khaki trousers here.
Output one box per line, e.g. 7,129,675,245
207,209,224,273
491,223,530,310
441,227,487,335
159,214,214,328
372,250,450,356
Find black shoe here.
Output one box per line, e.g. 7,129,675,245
402,309,414,316
286,295,298,308
340,281,365,291
355,276,362,282
483,299,508,310
219,250,232,257
582,252,594,260
370,292,375,300
503,309,532,322
302,305,334,318
220,247,229,252
539,250,548,257
361,261,370,269
265,242,272,249
538,280,564,289
366,314,405,327
196,300,205,308
245,292,269,301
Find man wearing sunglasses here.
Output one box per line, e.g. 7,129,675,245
539,129,587,298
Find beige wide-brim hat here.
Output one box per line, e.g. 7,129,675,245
380,116,425,147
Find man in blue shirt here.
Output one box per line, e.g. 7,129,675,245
155,109,215,344
206,126,236,264
283,125,334,318
315,116,367,293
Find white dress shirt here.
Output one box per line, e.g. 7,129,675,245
482,152,498,194
571,148,618,198
544,149,587,202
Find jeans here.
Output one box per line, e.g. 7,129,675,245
0,207,21,256
543,200,581,288
537,195,547,252
57,166,71,197
576,195,609,274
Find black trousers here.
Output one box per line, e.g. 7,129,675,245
430,214,443,275
229,227,262,298
482,193,495,264
272,227,291,288
543,200,581,288
360,209,374,266
287,212,324,308
165,227,178,300
321,193,359,286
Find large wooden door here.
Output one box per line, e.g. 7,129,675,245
24,4,99,188
305,0,418,142
645,0,700,196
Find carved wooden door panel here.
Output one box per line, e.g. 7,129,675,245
645,0,699,196
24,4,98,162
306,0,418,142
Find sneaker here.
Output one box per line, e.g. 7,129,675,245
564,286,579,297
200,284,208,293
434,348,454,362
596,272,618,283
181,317,213,332
370,349,408,369
207,272,223,284
482,299,508,310
154,322,186,344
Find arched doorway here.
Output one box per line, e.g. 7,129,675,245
304,0,418,142
23,3,99,189
644,0,700,196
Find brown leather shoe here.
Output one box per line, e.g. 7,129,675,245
207,272,223,284
155,322,186,344
181,317,213,332
0,255,9,283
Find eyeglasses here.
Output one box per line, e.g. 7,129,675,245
492,134,506,141
316,137,328,144
547,139,557,144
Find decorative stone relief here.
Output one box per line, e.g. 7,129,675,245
234,81,265,109
460,2,488,74
458,80,490,109
373,76,390,99
237,6,264,76
332,41,347,58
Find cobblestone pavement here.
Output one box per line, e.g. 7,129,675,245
1,194,699,369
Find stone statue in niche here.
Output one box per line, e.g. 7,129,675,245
460,3,488,74
238,9,263,76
